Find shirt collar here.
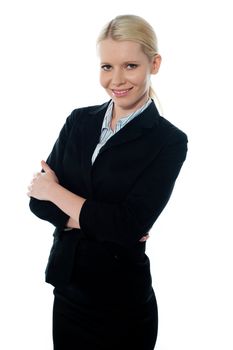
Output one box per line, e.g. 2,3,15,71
101,98,152,132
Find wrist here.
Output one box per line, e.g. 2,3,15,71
47,181,61,202
66,217,79,228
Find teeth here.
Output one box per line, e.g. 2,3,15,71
112,89,130,95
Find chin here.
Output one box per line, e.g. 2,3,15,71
117,96,145,108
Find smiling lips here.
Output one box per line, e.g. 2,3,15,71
112,87,133,97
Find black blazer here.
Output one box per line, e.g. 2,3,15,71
29,100,188,288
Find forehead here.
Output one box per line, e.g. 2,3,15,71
98,39,147,62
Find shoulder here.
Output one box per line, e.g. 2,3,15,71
69,101,109,120
157,116,188,163
61,101,109,133
158,115,188,144
148,101,188,146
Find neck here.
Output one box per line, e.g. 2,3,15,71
112,96,150,122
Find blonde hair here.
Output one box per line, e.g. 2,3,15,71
97,15,159,99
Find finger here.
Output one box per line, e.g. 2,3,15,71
41,160,52,173
33,171,40,178
31,178,36,185
139,234,150,242
27,186,32,197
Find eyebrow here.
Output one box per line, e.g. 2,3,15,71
100,61,140,65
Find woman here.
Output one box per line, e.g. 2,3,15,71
28,14,188,350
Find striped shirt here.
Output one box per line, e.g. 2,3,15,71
92,99,152,164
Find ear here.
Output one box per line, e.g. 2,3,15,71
150,54,162,75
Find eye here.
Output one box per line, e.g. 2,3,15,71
101,64,112,71
126,63,138,70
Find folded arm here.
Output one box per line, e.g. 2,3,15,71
28,161,149,242
28,131,187,246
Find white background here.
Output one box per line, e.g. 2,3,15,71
1,0,232,349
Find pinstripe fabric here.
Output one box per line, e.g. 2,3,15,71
92,99,152,164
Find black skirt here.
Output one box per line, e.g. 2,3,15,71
53,249,158,350
52,238,158,349
53,288,157,350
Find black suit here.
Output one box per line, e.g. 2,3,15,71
29,100,188,350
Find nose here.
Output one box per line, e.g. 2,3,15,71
111,68,126,86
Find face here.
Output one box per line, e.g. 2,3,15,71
98,38,161,118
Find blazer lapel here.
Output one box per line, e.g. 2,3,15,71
82,100,160,195
98,100,159,156
82,102,109,195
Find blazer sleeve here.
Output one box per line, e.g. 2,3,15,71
79,130,188,246
29,111,76,229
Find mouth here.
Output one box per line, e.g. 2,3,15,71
111,87,133,97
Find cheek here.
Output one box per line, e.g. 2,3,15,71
129,70,150,88
100,73,109,89
139,72,151,89
132,77,149,91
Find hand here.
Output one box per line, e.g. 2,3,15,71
27,160,59,201
139,233,150,242
66,217,79,229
